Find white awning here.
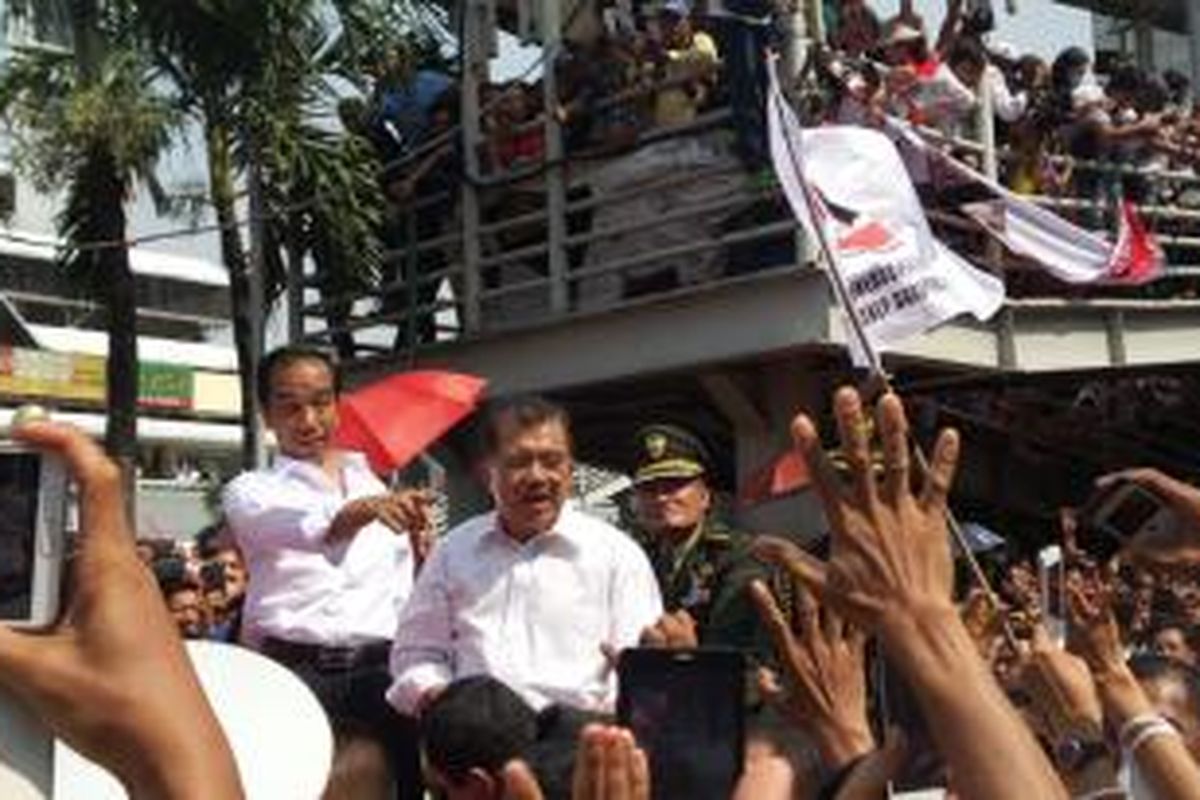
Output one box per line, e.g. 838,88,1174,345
25,324,238,372
0,229,229,287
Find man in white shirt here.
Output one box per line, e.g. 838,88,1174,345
223,345,431,800
387,396,663,716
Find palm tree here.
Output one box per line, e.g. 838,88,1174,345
0,1,178,484
134,0,423,467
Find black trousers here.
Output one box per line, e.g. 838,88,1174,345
277,656,424,800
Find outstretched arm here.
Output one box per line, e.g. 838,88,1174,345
790,388,1068,800
1067,577,1200,800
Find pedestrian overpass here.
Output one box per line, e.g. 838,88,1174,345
294,0,1200,536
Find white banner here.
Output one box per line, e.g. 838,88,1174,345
767,68,1005,364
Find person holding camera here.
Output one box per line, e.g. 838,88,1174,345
0,419,244,799
222,345,432,800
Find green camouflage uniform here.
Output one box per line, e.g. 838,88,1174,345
638,517,774,663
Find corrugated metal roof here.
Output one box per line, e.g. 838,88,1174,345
0,407,243,446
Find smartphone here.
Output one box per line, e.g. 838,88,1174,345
1038,546,1066,646
0,444,67,630
1078,479,1175,561
617,648,745,800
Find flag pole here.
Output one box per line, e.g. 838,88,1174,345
767,58,1017,648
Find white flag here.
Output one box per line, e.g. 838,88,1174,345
767,66,1005,366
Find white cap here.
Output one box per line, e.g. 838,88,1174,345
1072,82,1106,110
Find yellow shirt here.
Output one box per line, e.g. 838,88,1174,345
653,31,718,128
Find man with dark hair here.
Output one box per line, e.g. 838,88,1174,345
254,344,342,411
224,344,432,799
164,580,209,640
420,676,539,800
388,394,662,716
477,395,573,463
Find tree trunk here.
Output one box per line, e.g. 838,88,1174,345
68,0,138,502
84,148,139,503
204,111,262,470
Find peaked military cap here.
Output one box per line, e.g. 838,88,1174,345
632,423,712,485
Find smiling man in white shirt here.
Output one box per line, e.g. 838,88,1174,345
223,345,431,800
387,395,663,717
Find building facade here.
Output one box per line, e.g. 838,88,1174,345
0,0,242,537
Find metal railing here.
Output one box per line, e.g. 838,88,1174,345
300,112,806,357
299,89,1200,362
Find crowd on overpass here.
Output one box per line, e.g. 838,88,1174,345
323,0,1200,350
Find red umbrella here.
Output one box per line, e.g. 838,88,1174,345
332,370,487,475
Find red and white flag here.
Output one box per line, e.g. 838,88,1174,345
1109,199,1166,284
767,65,1005,365
887,119,1166,285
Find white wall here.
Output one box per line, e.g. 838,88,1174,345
866,0,1094,62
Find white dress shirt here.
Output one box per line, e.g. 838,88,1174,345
223,451,414,647
983,63,1027,124
386,504,663,714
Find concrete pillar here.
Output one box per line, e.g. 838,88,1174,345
1189,0,1200,93
460,0,487,333
704,355,831,541
540,0,569,314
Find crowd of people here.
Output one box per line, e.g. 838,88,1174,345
336,0,1200,342
0,343,1180,799
813,1,1200,224
139,527,247,644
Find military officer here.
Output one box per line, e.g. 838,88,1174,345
629,423,772,659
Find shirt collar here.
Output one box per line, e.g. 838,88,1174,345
483,502,585,553
271,449,370,486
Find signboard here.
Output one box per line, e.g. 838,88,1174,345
0,346,230,415
138,362,194,410
0,347,105,403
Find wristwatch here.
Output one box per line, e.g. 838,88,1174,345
1054,736,1111,773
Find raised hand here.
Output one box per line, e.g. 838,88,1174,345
749,536,874,769
1063,570,1125,684
500,725,650,800
1019,624,1104,742
791,388,959,637
638,610,698,650
1095,468,1200,561
571,725,651,800
0,422,243,800
788,387,1068,800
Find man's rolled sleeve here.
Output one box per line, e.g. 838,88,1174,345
223,477,338,552
387,545,455,715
